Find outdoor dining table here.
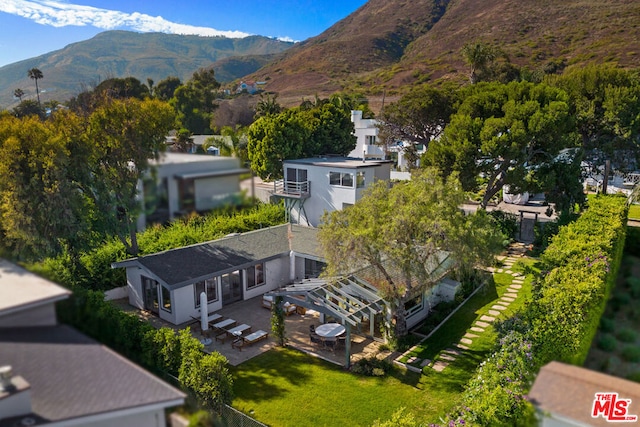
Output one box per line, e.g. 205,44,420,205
314,323,346,338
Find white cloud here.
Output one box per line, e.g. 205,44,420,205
0,0,252,38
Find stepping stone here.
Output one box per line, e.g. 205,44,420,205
471,326,485,333
460,338,473,345
440,353,456,361
475,320,490,328
456,344,469,350
511,273,523,278
501,297,515,303
486,267,495,272
497,268,504,273
507,287,520,292
420,359,431,367
407,356,419,363
505,270,513,274
511,284,523,289
494,301,509,307
432,361,448,372
496,255,507,261
464,332,479,339
480,315,496,322
488,310,501,316
504,293,518,298
492,304,508,311
444,348,461,356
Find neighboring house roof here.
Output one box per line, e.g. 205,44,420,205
284,157,393,169
0,259,71,317
0,325,185,426
529,361,640,427
112,224,321,288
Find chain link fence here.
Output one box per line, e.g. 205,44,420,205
213,404,268,427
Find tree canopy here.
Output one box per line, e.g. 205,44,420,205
247,97,356,180
318,169,503,337
424,81,576,210
0,98,175,259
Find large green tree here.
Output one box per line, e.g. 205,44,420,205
172,68,220,134
424,81,576,210
547,65,640,176
318,169,503,338
247,97,356,180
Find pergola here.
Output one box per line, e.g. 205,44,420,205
266,275,386,368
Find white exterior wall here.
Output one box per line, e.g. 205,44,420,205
244,257,290,300
194,174,241,212
287,162,389,227
127,268,144,309
348,110,385,159
405,279,461,330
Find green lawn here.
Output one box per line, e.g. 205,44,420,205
231,259,539,427
231,347,451,427
629,203,640,220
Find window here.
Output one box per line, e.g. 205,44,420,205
141,275,159,314
247,263,265,289
329,171,354,187
366,135,376,145
356,171,365,188
178,178,195,211
304,259,326,279
404,294,423,317
194,278,218,307
160,285,172,313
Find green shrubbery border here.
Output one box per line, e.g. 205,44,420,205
441,195,628,426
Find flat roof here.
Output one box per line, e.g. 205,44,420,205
150,152,239,166
0,259,71,317
284,157,393,169
0,325,185,426
175,167,249,180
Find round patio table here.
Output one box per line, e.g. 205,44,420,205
315,323,345,338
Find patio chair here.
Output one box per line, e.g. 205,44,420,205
310,333,323,346
309,324,316,334
232,330,269,351
283,302,297,316
324,338,337,352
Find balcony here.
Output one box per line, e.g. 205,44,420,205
272,180,311,198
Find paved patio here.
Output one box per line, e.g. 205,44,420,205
112,295,390,367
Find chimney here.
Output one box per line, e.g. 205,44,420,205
0,366,33,421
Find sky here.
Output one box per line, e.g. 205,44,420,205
0,0,368,68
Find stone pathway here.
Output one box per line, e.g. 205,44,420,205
426,253,525,371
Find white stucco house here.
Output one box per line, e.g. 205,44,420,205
139,152,247,229
0,259,185,427
111,223,459,334
348,110,385,160
271,157,393,227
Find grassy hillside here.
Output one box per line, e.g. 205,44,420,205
0,31,293,108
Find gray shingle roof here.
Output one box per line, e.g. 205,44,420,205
0,325,185,426
117,224,322,288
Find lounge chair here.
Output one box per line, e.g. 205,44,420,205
324,338,337,352
232,330,269,351
216,323,251,343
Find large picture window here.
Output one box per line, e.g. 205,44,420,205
329,171,354,187
247,263,265,289
194,278,218,307
160,285,172,313
356,171,365,188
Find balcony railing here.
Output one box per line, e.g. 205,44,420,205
273,180,310,197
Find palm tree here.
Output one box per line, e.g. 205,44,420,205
28,68,43,107
461,42,496,84
13,88,24,102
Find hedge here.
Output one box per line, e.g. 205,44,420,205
58,288,234,412
439,195,628,426
30,202,285,291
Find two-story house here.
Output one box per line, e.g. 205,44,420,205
348,110,386,160
272,157,393,227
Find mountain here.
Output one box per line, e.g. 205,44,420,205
0,31,293,108
247,0,640,110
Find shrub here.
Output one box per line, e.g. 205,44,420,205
622,346,640,363
627,277,640,299
599,317,615,333
617,328,637,343
597,334,618,352
488,210,518,245
351,357,391,376
627,372,640,383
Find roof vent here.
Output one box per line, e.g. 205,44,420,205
0,366,14,392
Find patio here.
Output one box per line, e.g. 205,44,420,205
112,295,389,367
